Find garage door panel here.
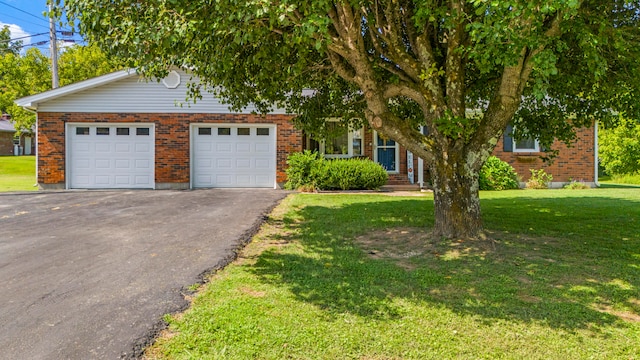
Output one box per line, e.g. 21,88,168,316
215,175,233,186
216,158,232,168
75,142,90,152
69,124,154,189
115,143,131,152
236,143,251,152
196,159,213,169
193,125,275,188
255,143,271,153
236,175,251,186
236,159,251,168
195,142,212,152
95,159,111,169
115,159,131,169
135,175,151,185
216,143,233,152
255,159,271,169
196,175,213,185
75,159,90,169
135,143,151,153
135,159,151,168
74,175,90,186
255,175,272,187
95,143,111,152
95,175,110,185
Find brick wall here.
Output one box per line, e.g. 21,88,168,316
361,125,596,186
492,125,596,183
0,132,14,155
37,112,301,187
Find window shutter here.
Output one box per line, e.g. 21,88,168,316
503,124,513,152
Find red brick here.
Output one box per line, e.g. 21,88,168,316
37,112,301,186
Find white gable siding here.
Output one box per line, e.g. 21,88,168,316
37,70,288,114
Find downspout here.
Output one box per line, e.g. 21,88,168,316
21,107,38,188
594,121,599,187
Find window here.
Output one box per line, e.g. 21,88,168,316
321,122,363,158
237,128,250,136
136,128,150,136
257,128,270,136
76,127,90,135
198,127,212,135
217,127,231,135
505,124,540,153
374,131,399,173
96,127,110,135
513,137,539,152
116,128,130,136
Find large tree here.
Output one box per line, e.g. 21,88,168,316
0,25,22,55
62,0,640,238
3,44,121,133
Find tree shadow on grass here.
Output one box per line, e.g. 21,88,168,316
251,194,640,332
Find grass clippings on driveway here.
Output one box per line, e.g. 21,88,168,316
145,189,640,360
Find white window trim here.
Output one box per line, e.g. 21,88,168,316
513,137,540,153
320,122,363,158
373,131,400,174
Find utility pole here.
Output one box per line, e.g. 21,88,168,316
49,2,59,88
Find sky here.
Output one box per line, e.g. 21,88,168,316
0,0,81,53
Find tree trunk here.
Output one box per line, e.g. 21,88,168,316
430,155,483,239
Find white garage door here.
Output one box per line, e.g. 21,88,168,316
68,124,155,189
193,125,276,188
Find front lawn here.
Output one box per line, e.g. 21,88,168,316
599,173,640,186
146,189,640,359
0,156,37,192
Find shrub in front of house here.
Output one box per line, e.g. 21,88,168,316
285,152,388,191
284,150,324,190
479,156,520,190
526,168,553,189
319,158,388,190
563,179,590,189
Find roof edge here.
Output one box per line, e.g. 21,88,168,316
15,69,138,110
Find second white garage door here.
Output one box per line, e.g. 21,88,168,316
192,125,276,188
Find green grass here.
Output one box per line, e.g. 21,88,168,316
146,190,640,360
600,173,640,186
0,156,37,192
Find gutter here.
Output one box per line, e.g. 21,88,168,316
594,121,599,187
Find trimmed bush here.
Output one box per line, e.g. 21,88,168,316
284,150,324,190
319,158,388,190
284,152,388,191
479,156,520,190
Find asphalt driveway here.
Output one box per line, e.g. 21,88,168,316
0,189,287,359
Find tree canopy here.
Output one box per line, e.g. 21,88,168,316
0,25,22,56
2,44,121,133
599,118,640,176
62,0,640,238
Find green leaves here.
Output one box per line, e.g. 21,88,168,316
58,0,640,165
1,44,121,133
599,118,640,176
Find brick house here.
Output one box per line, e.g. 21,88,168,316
16,69,597,190
0,113,35,156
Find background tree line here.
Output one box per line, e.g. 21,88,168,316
0,25,121,133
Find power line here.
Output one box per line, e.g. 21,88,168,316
0,0,49,24
0,32,48,43
0,15,50,30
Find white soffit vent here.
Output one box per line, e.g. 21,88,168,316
162,70,181,89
